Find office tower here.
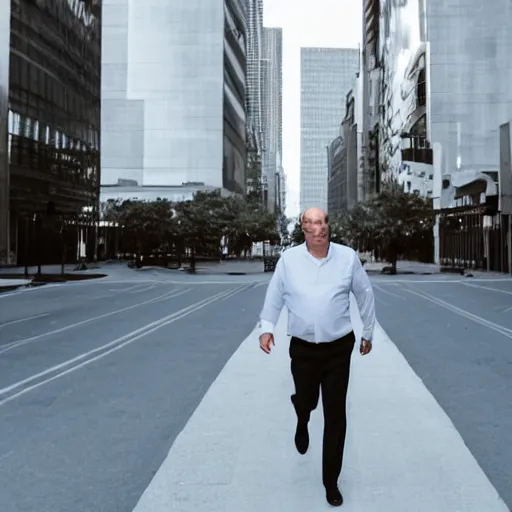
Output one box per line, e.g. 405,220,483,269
100,0,248,204
300,48,359,212
0,0,101,265
366,0,512,271
261,27,283,213
369,0,512,193
246,0,264,148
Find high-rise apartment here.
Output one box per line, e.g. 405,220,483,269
100,0,247,204
246,0,264,149
0,0,101,265
300,48,359,212
261,27,283,213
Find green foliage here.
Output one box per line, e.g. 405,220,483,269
102,190,281,264
291,221,304,245
103,198,173,255
338,183,435,269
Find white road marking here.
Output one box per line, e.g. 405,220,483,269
0,288,191,356
373,284,404,300
131,305,509,511
376,277,512,284
406,288,512,339
0,284,251,407
128,284,156,294
461,281,512,296
0,313,49,330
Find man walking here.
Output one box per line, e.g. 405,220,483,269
259,207,375,507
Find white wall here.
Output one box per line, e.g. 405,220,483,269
101,0,225,189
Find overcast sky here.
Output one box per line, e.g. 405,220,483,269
263,0,362,217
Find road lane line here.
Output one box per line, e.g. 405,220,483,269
405,288,512,339
461,281,512,296
122,284,147,292
128,284,157,294
0,287,191,356
0,313,49,330
373,284,405,300
0,284,252,407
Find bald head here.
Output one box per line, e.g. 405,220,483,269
301,207,328,225
301,207,329,250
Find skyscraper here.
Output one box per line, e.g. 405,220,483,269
261,27,283,213
300,47,359,212
0,0,101,265
246,0,264,148
100,0,247,204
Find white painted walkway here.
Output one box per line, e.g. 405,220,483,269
132,301,509,511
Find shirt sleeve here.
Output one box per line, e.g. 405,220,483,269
259,257,285,335
351,253,376,341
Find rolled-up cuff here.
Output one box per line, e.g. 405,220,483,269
260,319,275,335
362,328,373,342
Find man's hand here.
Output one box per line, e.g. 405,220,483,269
259,333,275,354
359,338,372,356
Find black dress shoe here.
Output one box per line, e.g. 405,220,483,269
325,486,343,507
294,422,309,454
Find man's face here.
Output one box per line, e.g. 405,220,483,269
302,212,329,246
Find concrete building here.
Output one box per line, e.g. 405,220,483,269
363,0,512,271
261,27,283,213
366,0,512,193
100,0,248,204
300,47,359,212
245,0,264,152
0,0,101,265
327,90,358,216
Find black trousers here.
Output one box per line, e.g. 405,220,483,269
289,331,355,488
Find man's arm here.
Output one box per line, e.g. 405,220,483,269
350,253,376,341
259,257,285,335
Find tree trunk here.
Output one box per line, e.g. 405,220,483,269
189,246,196,272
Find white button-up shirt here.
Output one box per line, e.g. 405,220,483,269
259,242,375,343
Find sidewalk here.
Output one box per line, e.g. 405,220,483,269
0,278,31,290
363,260,440,274
131,304,508,511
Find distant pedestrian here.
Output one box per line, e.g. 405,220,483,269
258,207,375,507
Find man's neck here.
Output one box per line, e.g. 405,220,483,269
307,243,329,259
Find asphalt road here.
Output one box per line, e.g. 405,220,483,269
0,272,267,512
0,268,511,511
372,274,512,510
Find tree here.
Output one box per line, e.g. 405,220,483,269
103,198,173,266
341,183,435,274
291,221,304,245
173,190,229,270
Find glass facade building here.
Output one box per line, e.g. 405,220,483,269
368,0,512,271
300,47,359,212
376,0,512,185
100,0,247,203
0,0,101,264
261,27,283,213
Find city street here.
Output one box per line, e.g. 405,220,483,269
0,268,511,511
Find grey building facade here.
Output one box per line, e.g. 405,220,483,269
365,0,512,271
300,47,359,212
328,90,358,216
100,0,247,204
1,0,101,265
372,0,512,188
261,27,283,213
246,0,263,150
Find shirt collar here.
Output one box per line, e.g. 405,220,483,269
302,241,333,264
